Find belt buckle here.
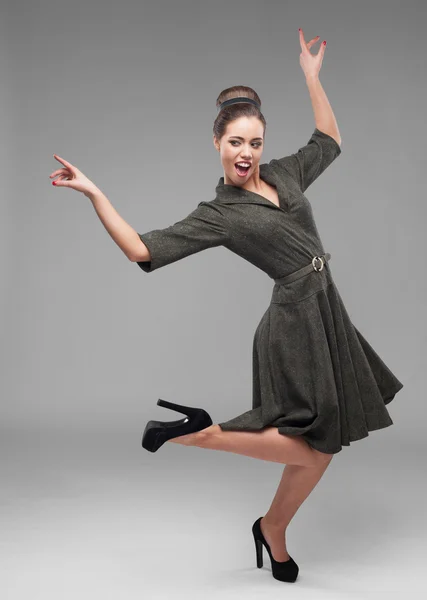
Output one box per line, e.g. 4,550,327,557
312,255,324,272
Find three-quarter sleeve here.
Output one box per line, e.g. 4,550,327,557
136,201,230,273
270,128,341,193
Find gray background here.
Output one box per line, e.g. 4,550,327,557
2,0,425,598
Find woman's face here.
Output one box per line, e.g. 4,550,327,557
214,116,264,186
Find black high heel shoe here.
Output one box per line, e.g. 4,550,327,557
252,517,299,583
142,399,213,453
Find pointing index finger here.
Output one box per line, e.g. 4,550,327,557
53,154,75,172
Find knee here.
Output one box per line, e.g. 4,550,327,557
309,448,334,467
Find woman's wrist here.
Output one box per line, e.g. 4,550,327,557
84,187,102,201
305,73,320,84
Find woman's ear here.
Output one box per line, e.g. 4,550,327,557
213,135,220,153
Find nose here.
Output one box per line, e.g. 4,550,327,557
240,148,252,160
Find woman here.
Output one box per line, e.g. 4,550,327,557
50,29,403,583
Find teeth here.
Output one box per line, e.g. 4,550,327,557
236,162,250,167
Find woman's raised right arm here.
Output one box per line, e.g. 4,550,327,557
50,154,229,271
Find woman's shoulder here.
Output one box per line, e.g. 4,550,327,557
195,198,231,221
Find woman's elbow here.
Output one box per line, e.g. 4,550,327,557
129,238,151,263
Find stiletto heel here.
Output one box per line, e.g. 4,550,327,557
254,537,263,568
252,517,299,583
156,398,200,416
142,399,213,453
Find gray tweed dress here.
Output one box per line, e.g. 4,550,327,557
136,128,404,454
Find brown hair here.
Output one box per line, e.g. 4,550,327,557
213,85,267,142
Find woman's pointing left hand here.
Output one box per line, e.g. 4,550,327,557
50,154,100,198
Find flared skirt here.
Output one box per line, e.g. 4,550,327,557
218,262,404,454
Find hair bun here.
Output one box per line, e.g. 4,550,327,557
218,96,261,112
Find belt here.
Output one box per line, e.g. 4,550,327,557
274,253,331,286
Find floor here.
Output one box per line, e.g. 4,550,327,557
1,423,423,600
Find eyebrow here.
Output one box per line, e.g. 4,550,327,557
228,136,263,141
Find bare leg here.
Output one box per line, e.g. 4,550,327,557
168,424,325,468
260,456,334,561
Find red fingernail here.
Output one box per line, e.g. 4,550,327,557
298,28,301,31
323,40,326,45
52,181,56,185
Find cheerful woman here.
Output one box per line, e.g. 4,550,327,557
50,29,403,583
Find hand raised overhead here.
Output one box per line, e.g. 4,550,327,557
298,28,326,79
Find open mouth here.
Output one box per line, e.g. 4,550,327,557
235,162,251,177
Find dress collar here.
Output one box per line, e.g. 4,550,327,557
214,162,290,210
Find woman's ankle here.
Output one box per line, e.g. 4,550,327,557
194,424,221,447
262,514,288,531
165,421,218,447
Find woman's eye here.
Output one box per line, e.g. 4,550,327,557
230,141,262,147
